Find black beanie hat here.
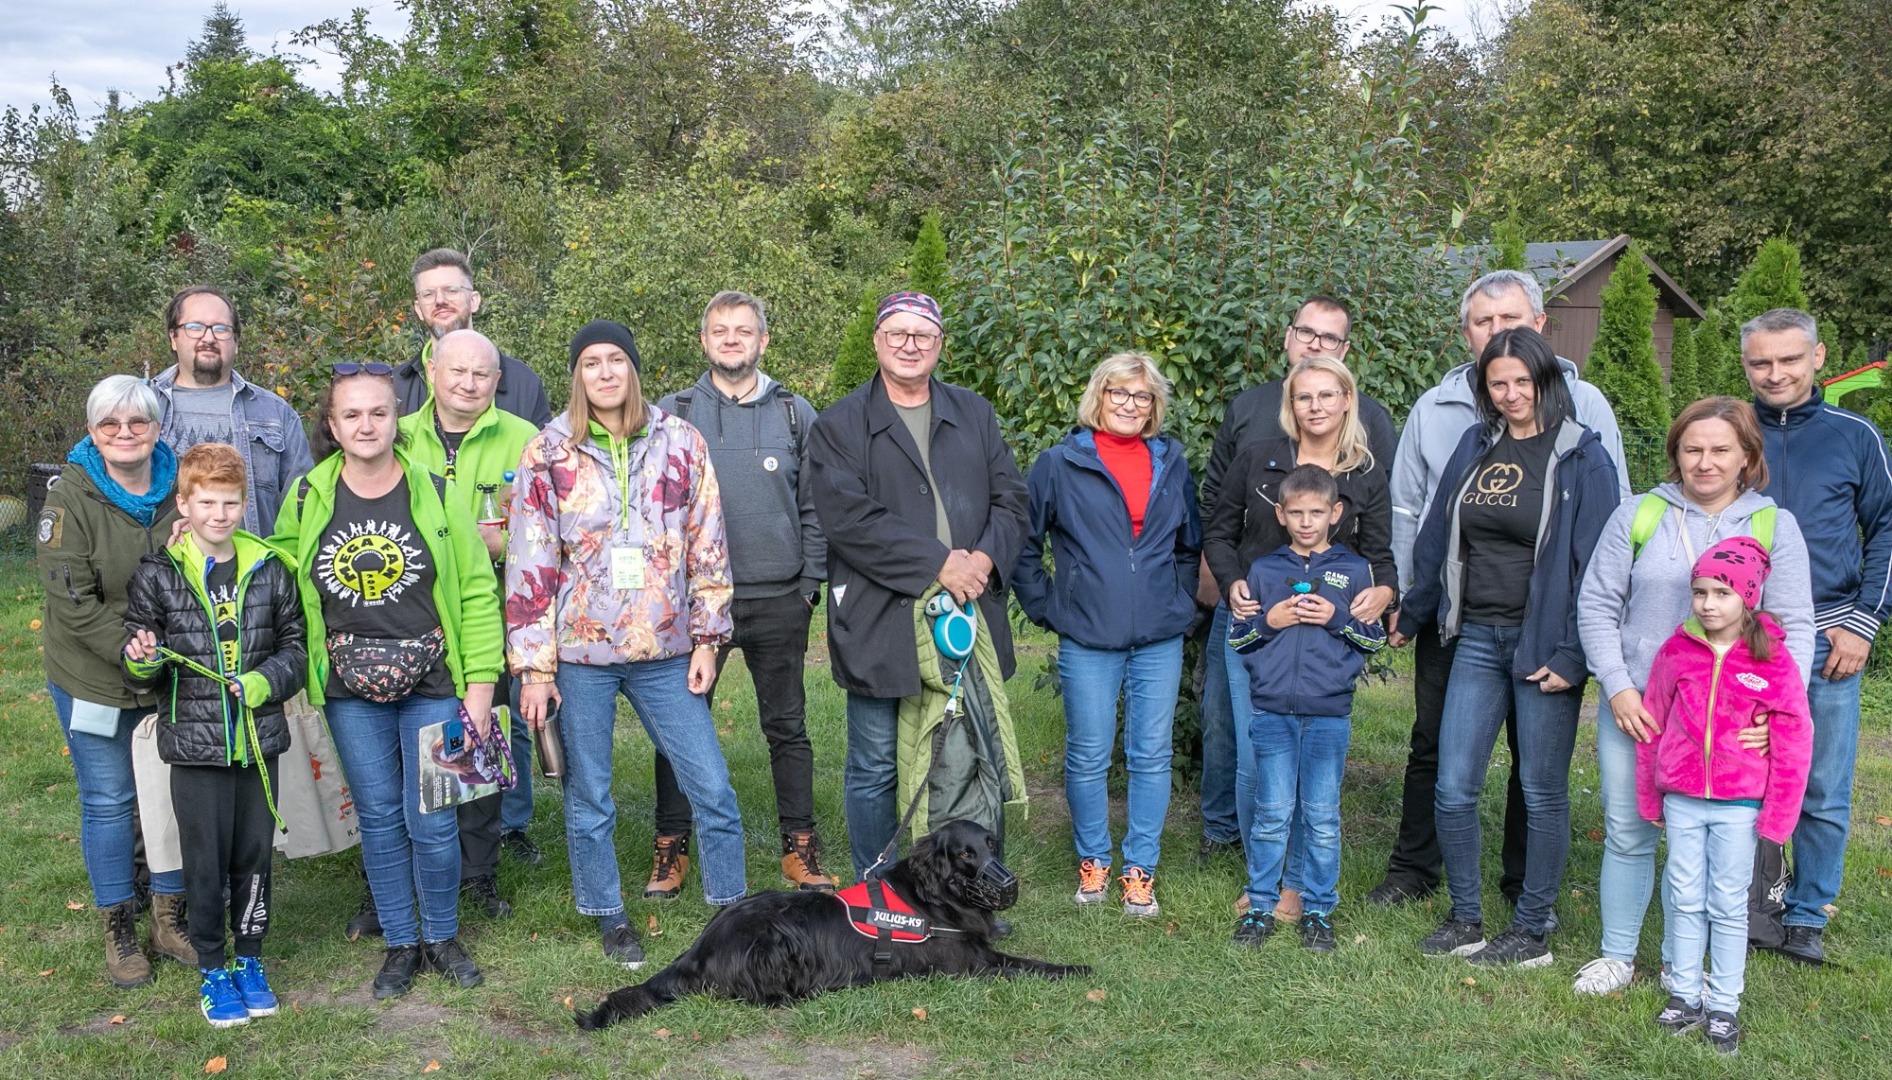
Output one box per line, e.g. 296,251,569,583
567,320,641,373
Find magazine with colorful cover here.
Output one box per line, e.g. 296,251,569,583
418,706,513,813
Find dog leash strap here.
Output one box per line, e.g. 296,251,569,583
866,655,971,879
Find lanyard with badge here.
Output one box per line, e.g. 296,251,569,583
604,427,645,592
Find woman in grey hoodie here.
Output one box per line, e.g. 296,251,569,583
1573,397,1814,994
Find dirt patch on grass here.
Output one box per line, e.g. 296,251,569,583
694,1034,935,1079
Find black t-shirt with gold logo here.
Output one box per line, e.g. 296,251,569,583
316,475,453,698
1459,427,1557,627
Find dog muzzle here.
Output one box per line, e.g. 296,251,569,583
964,860,1019,910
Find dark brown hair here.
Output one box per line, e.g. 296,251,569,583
1666,396,1769,493
310,373,407,461
410,248,473,284
164,285,241,338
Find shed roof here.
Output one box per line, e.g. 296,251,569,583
1448,234,1707,320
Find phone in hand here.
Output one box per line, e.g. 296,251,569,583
443,717,466,759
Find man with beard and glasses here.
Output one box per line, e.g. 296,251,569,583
653,292,833,896
393,249,554,429
151,286,314,535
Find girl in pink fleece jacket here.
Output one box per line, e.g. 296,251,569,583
1637,536,1812,1055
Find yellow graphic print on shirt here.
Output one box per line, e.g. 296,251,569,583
319,519,428,607
211,590,241,675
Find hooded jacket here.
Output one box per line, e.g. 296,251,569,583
659,371,826,600
397,399,541,568
1753,387,1892,642
122,532,306,766
1390,356,1630,592
506,409,733,679
1637,614,1813,844
1229,543,1387,716
395,343,555,430
271,447,505,706
1397,418,1620,686
1577,484,1814,701
1013,429,1201,651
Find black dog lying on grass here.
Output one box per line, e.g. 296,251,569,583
577,820,1090,1029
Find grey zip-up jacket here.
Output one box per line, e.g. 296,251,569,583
151,366,315,536
1391,356,1630,592
1576,484,1815,701
659,371,825,600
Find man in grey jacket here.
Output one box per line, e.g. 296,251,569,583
653,291,835,894
1370,269,1631,909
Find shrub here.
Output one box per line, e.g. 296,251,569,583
1584,242,1670,433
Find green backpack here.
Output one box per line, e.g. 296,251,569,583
1628,493,1775,559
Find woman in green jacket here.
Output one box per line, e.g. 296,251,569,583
272,364,503,1001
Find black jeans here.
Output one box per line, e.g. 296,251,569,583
655,591,816,836
1383,624,1529,899
172,758,278,968
457,671,512,881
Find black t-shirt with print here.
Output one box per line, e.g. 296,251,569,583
205,556,241,712
1459,427,1557,627
316,475,453,698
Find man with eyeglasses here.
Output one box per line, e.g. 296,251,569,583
392,249,554,429
809,291,1029,880
1368,268,1629,911
1193,295,1395,919
151,285,315,534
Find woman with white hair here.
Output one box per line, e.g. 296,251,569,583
1014,351,1202,919
37,374,194,989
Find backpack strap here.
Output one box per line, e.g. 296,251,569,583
1750,505,1776,551
1628,493,1667,559
294,476,312,520
774,385,803,455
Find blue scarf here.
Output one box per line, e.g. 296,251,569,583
68,436,177,527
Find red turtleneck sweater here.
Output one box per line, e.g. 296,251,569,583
1094,430,1152,536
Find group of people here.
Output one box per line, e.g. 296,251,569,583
38,248,1887,1054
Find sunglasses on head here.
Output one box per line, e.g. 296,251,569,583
330,362,394,377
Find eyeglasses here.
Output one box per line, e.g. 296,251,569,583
879,329,942,351
1289,325,1349,350
417,286,474,304
331,362,395,377
1104,387,1156,408
1291,389,1348,410
94,416,153,437
175,321,236,340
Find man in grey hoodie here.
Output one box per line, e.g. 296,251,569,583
1369,269,1632,909
653,291,836,893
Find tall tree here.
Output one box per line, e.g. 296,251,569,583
187,2,249,66
1702,238,1808,396
1584,244,1670,433
1666,318,1700,415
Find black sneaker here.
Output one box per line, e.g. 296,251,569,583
500,829,544,868
602,923,645,969
346,890,382,941
1232,910,1277,947
424,938,484,988
1195,835,1241,867
1467,926,1552,968
460,874,513,919
1703,1010,1740,1055
1775,925,1825,965
1365,877,1434,906
1419,919,1485,957
372,944,423,1000
1300,911,1336,953
1654,994,1705,1035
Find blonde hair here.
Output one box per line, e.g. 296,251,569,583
1277,356,1373,474
1077,352,1170,438
566,358,649,446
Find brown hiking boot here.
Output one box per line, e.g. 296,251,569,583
781,830,839,892
150,892,196,965
642,833,690,899
101,901,153,988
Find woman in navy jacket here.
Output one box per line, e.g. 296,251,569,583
1014,352,1201,919
1393,327,1620,968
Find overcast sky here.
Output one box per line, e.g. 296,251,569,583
0,1,1507,122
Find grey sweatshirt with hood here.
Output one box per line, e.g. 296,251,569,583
1576,483,1815,702
659,371,826,600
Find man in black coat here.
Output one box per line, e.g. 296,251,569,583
393,248,555,429
809,292,1029,877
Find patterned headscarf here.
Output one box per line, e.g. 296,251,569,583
874,291,943,330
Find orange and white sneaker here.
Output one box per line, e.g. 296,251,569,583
1120,867,1159,918
1074,858,1111,905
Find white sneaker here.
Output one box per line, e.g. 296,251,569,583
1572,956,1635,994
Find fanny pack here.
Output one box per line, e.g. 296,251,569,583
327,626,446,702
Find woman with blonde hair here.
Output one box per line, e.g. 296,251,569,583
1015,351,1202,918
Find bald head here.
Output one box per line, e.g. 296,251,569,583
431,329,503,431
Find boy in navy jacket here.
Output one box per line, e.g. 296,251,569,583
1229,465,1386,951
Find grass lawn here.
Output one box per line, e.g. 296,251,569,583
2,552,1889,1078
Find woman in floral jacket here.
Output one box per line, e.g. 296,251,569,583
506,320,745,968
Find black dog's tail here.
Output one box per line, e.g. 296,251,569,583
575,971,682,1030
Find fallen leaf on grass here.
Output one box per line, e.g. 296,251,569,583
1353,934,1368,945
1877,816,1892,827
654,1027,672,1039
1085,988,1107,1003
1164,920,1178,935
37,969,52,976
108,1015,126,1025
1461,977,1477,987
1586,829,1603,842
910,1008,928,1021
691,1032,701,1042
28,619,41,631
423,1062,440,1073
648,915,663,938
65,900,84,910
204,1058,228,1075
530,932,538,941
563,996,573,1009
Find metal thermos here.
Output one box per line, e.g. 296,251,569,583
534,703,565,779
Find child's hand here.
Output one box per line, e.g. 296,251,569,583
1296,594,1336,624
1651,819,1664,829
1265,596,1302,629
228,679,247,702
123,628,159,663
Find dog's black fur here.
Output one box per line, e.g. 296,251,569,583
576,820,1089,1029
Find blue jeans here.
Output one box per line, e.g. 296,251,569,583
1247,710,1349,914
498,676,535,833
1058,635,1183,873
324,694,464,946
1225,630,1307,892
844,692,902,877
556,657,748,913
1596,702,1667,966
1199,605,1240,844
1786,633,1862,929
1434,623,1581,933
51,684,183,907
1662,794,1758,1014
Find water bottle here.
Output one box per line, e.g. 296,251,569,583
535,700,566,779
477,482,503,528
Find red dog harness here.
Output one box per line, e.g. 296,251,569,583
835,879,966,976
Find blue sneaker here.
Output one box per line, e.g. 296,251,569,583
230,956,278,1017
199,967,249,1028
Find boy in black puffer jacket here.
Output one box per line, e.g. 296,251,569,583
123,443,306,1028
